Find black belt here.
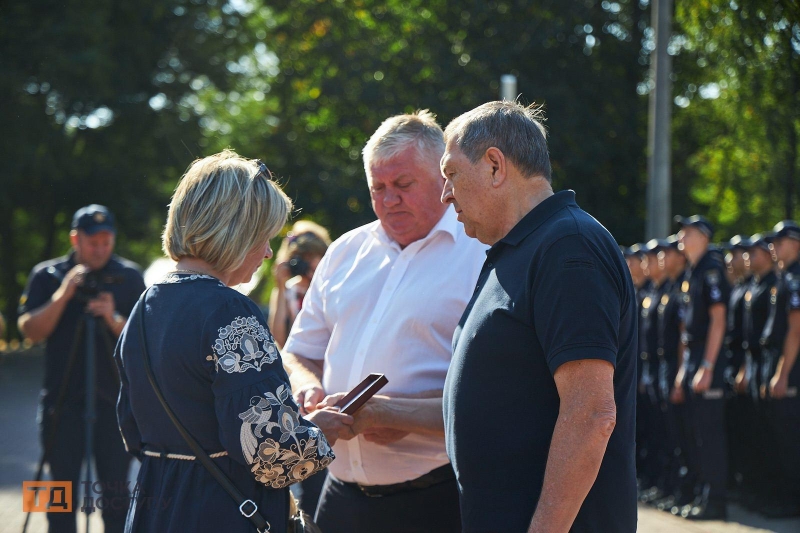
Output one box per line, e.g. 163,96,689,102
339,464,455,498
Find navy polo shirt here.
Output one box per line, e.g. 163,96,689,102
18,253,145,408
443,190,637,533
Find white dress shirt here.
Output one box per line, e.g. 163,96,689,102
284,206,487,485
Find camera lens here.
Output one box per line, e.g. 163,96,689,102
288,257,310,277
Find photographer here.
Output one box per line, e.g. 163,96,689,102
268,221,331,348
18,204,145,533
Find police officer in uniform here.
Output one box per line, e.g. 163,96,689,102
652,236,690,510
760,221,800,516
17,205,145,533
722,235,753,500
736,234,779,506
639,239,671,501
673,215,730,520
625,243,654,489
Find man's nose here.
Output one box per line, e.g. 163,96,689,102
383,189,401,206
441,180,453,204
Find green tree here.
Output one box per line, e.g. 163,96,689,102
198,0,652,243
671,0,800,237
0,0,257,338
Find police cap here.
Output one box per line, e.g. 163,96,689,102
674,214,714,239
71,204,116,235
772,220,800,241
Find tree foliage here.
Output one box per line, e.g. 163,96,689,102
670,0,800,236
1,0,797,340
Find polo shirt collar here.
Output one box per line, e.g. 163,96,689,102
498,190,577,248
372,205,459,249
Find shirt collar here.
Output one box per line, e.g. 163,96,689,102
496,190,577,248
372,206,459,249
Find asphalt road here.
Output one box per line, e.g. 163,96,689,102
1,349,797,533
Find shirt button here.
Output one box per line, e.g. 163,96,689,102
487,262,493,268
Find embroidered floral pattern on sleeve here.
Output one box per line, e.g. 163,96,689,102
238,384,334,488
206,316,279,373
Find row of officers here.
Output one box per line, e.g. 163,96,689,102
626,215,800,521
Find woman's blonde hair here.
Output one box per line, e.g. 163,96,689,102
163,150,292,273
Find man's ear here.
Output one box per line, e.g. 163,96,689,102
69,230,79,247
484,147,507,188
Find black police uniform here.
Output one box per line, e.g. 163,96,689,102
740,267,781,501
18,252,145,533
680,248,731,514
655,270,691,503
635,275,654,485
639,273,668,495
760,259,800,510
724,271,753,497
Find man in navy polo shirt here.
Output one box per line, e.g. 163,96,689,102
18,204,145,533
440,101,637,533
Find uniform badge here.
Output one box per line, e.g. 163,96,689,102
93,212,106,223
711,286,721,301
642,296,652,309
682,281,690,293
661,294,669,306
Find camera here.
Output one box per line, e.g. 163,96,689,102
75,270,125,302
287,257,310,277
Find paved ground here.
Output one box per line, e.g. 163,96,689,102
1,349,798,532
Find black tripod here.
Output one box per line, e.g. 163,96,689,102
22,311,118,533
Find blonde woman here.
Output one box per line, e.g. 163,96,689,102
115,151,352,532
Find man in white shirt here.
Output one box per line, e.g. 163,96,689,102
282,110,487,532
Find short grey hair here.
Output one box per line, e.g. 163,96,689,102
444,101,552,182
163,150,292,273
362,110,445,172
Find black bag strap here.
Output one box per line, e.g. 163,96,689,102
135,290,271,533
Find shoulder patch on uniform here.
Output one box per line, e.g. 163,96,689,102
788,278,800,292
705,270,720,285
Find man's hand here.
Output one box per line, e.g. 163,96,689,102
734,364,749,394
671,369,686,404
87,292,116,323
317,393,410,444
769,373,789,399
691,366,712,393
305,408,355,446
295,385,326,415
669,386,684,404
55,265,88,302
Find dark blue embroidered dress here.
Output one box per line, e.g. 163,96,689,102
115,273,334,532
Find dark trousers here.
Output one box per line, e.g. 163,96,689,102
685,362,728,504
766,373,800,504
315,473,461,533
41,401,131,533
